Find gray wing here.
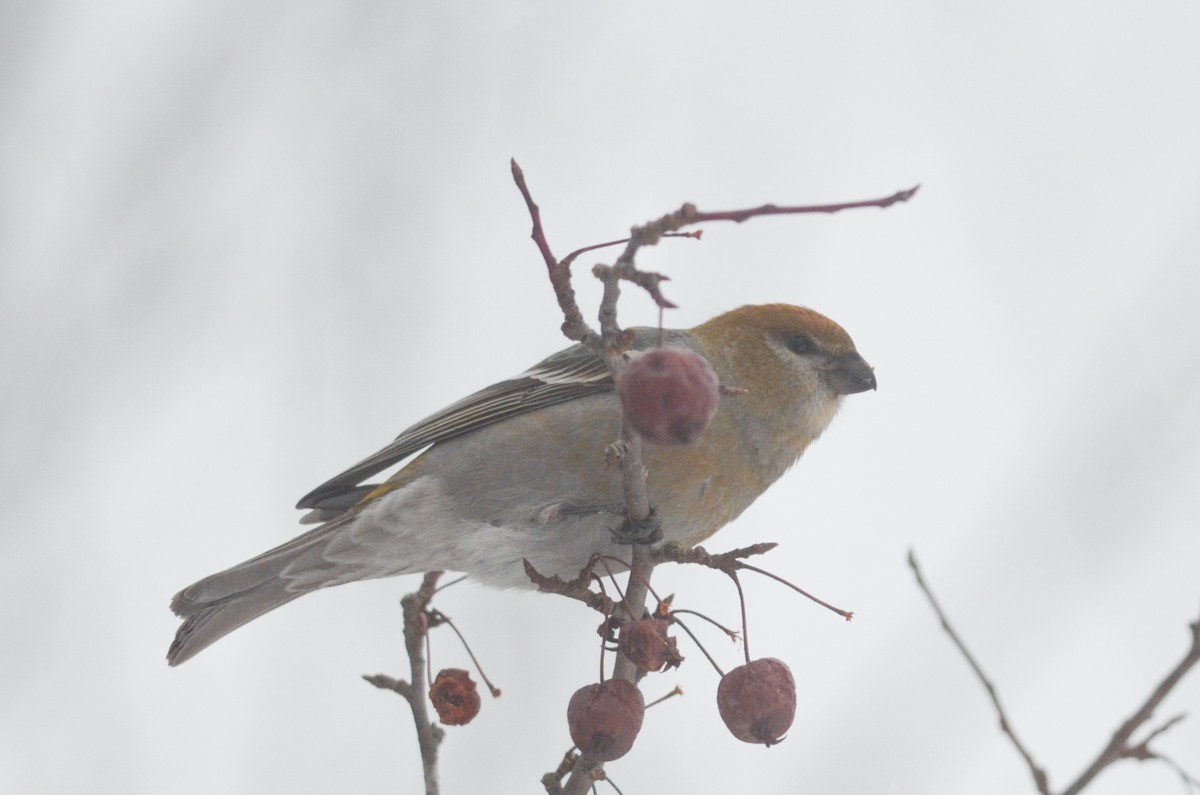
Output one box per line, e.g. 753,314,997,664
295,341,617,513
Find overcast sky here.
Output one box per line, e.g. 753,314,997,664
3,3,1199,794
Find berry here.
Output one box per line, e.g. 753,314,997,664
618,618,683,672
716,658,796,746
567,679,645,761
429,668,481,726
617,347,720,446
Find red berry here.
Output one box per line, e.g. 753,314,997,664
617,347,720,446
567,679,645,761
429,668,481,726
716,658,796,746
618,619,683,672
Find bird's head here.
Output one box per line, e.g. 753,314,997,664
692,303,875,459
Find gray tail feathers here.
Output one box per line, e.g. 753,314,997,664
167,521,345,666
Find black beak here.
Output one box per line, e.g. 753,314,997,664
827,351,876,395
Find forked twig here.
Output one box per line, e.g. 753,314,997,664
909,549,1200,795
364,571,446,795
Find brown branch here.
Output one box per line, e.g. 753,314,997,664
657,541,853,617
560,459,656,795
514,167,661,795
560,231,699,270
911,550,1200,795
541,750,580,795
588,186,920,346
688,185,920,224
1059,611,1200,795
363,571,446,795
510,159,597,345
654,541,778,568
907,550,1051,794
523,558,616,616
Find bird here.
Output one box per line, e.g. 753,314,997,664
167,304,875,665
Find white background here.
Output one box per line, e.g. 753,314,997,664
3,3,1199,793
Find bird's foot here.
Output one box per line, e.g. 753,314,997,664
610,508,662,545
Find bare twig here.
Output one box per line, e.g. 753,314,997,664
687,186,920,224
523,558,616,617
511,159,597,346
729,570,751,664
1059,611,1200,795
669,608,740,642
908,550,1050,793
590,186,920,344
910,549,1200,795
670,614,727,677
737,562,854,620
541,750,580,795
363,571,446,795
560,231,700,270
645,685,684,710
513,169,661,795
654,541,778,567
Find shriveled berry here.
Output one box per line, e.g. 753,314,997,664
716,657,796,746
429,668,481,726
618,618,683,672
567,679,645,761
617,347,720,446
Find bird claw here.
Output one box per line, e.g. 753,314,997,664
610,508,662,545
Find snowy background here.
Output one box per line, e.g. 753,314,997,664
3,3,1199,793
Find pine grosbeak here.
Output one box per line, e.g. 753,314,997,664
168,304,874,665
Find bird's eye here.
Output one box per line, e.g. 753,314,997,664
785,333,813,355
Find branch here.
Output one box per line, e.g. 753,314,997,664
591,186,920,345
907,550,1050,794
911,550,1200,795
510,159,597,346
656,541,852,620
523,558,616,617
364,571,446,795
687,186,920,224
514,162,661,795
1060,610,1200,795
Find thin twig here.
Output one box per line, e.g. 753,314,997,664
688,186,920,224
670,615,726,677
363,571,446,795
670,608,740,642
1060,611,1200,795
907,550,1050,794
1128,712,1186,755
729,570,751,665
911,550,1200,795
433,574,468,594
590,187,920,343
559,232,699,270
523,558,615,616
644,685,684,710
654,541,778,567
428,609,502,698
510,159,596,345
737,562,854,620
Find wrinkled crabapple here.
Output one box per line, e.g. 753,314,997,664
716,657,796,746
617,347,720,446
567,678,645,761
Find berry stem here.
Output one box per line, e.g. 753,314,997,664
728,570,751,666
